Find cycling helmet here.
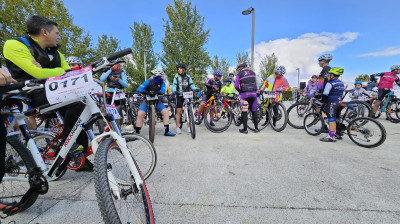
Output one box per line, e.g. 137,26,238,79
236,62,247,70
213,70,223,77
224,78,232,83
328,67,344,76
176,63,187,70
370,74,377,82
229,72,235,76
275,65,286,75
354,81,362,85
151,68,164,77
318,54,333,62
390,65,400,71
311,75,318,79
372,87,378,92
66,56,82,65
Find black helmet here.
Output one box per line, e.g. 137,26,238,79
370,74,377,82
176,63,187,70
236,62,247,70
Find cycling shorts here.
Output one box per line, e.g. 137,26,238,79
326,101,341,119
176,96,184,109
201,94,212,103
139,100,166,113
377,89,391,101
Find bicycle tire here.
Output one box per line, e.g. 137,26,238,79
247,105,270,131
193,102,202,125
32,134,67,181
346,117,386,148
303,112,324,136
386,99,400,123
0,136,39,213
204,104,232,133
287,102,314,129
231,102,242,126
343,101,372,118
188,105,196,139
94,138,155,224
168,102,176,120
121,133,157,180
270,102,288,132
148,104,155,143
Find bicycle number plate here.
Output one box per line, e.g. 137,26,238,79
115,92,126,100
133,94,139,102
264,92,277,98
183,91,193,99
105,103,121,119
45,66,95,105
146,95,158,101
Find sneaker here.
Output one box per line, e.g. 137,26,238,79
320,135,336,142
334,134,343,140
209,121,215,127
176,128,182,134
125,125,134,131
254,128,260,133
195,116,203,125
164,131,175,136
76,159,94,172
239,128,248,134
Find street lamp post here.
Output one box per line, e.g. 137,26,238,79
242,6,255,70
296,68,300,88
144,50,149,80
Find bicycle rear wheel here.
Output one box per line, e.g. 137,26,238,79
304,112,324,136
386,99,400,123
148,105,156,143
94,138,154,224
347,117,386,148
0,136,39,213
270,102,288,132
287,102,314,129
247,105,270,131
188,105,196,139
204,104,232,133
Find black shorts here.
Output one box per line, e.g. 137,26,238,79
176,96,184,108
377,89,391,101
326,101,341,119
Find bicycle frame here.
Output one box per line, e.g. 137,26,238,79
4,95,144,191
379,91,394,111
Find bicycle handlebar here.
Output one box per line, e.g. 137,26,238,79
0,79,46,94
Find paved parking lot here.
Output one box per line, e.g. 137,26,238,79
3,110,400,223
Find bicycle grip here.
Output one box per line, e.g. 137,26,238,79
107,48,133,61
0,82,25,94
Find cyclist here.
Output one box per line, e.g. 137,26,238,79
229,72,235,82
3,15,92,171
319,67,345,142
304,75,318,99
235,62,260,133
99,61,129,126
172,63,199,134
196,70,223,126
366,75,378,91
65,56,82,70
259,65,290,126
135,68,175,136
371,65,400,118
221,78,236,98
315,54,333,132
349,80,372,101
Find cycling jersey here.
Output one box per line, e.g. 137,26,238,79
204,78,222,96
99,69,129,93
317,65,331,93
304,80,318,98
349,88,371,99
375,72,400,89
3,35,69,81
137,79,167,95
172,74,197,95
235,68,258,93
262,74,290,101
220,84,236,97
323,78,345,103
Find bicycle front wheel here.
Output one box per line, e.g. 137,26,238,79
188,105,196,139
347,117,386,148
304,112,324,136
287,102,314,129
204,104,232,133
148,104,156,143
94,138,155,224
270,102,288,132
121,133,157,180
0,136,39,213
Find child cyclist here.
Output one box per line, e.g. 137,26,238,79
349,80,372,101
320,67,345,142
221,78,236,98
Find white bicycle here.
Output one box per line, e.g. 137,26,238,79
0,49,155,224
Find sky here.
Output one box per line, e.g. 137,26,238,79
63,0,400,87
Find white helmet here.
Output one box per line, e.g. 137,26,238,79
318,54,333,62
151,68,164,77
66,56,82,65
275,65,286,75
372,87,378,92
390,65,400,71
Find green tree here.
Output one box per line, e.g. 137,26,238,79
355,74,369,82
210,55,230,77
160,0,211,86
259,53,278,80
0,0,95,65
235,52,249,65
124,22,158,90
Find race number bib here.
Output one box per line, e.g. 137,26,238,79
115,92,126,100
264,91,277,98
146,95,158,101
183,91,193,99
45,66,95,105
105,104,121,119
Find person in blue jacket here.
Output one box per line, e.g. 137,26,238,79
136,68,175,136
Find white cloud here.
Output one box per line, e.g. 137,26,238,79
252,32,359,87
358,47,400,57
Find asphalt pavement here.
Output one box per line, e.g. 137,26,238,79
3,106,400,224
